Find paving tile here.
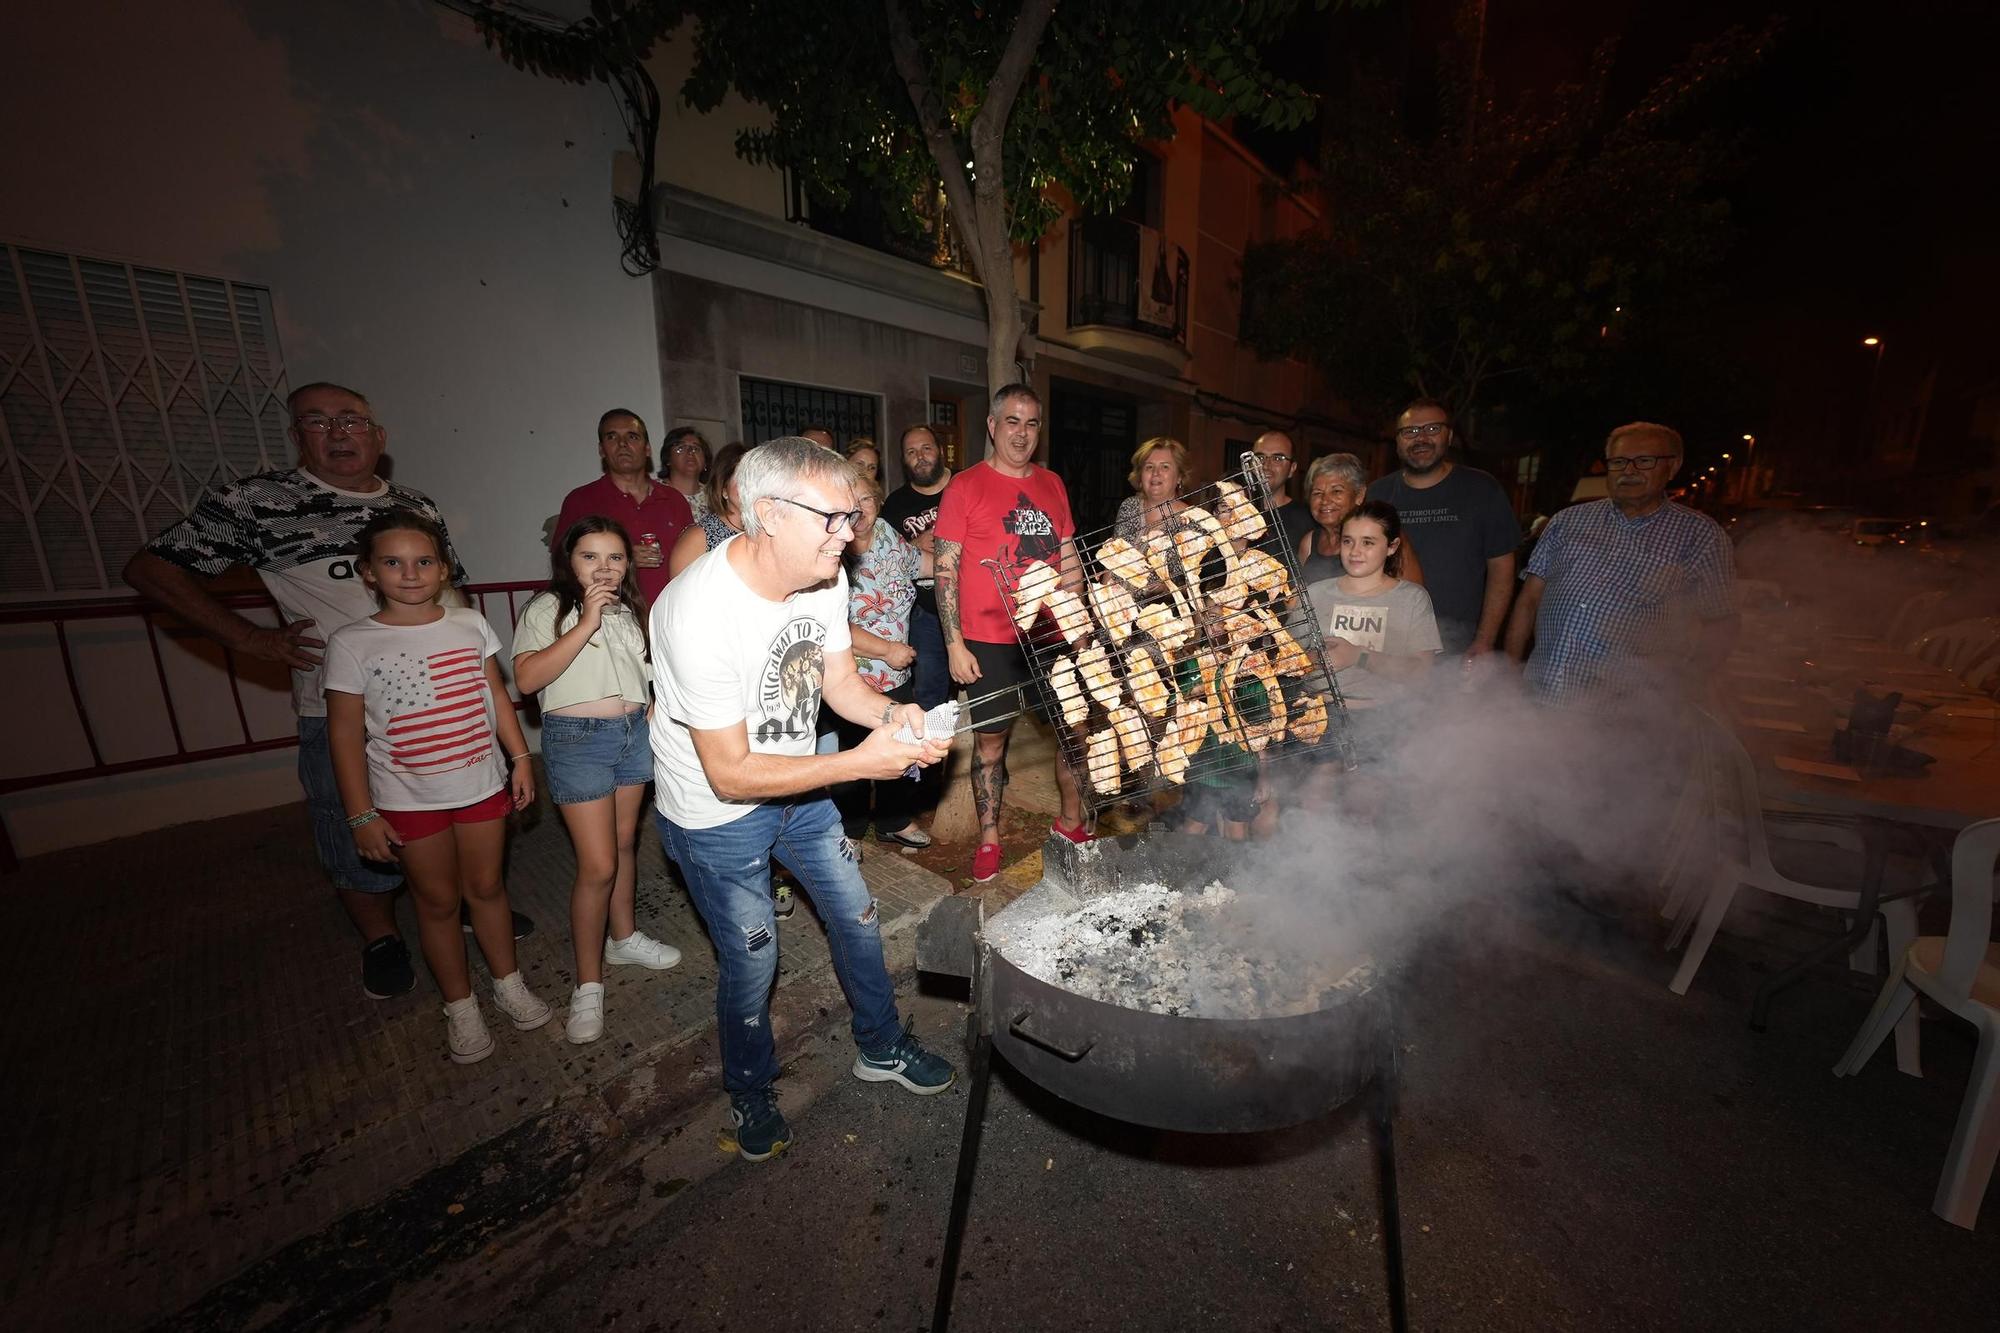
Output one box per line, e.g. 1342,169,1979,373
0,786,956,1331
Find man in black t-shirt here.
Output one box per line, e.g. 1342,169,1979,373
879,422,953,711
1366,398,1521,660
1249,430,1314,565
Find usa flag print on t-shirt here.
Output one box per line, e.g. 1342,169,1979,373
382,646,493,772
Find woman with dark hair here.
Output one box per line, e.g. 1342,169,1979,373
661,427,711,519
514,516,679,1044
1311,500,1442,709
668,441,747,577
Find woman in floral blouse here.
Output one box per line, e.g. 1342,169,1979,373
832,473,933,849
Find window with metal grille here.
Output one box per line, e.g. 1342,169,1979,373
0,244,290,601
739,375,879,449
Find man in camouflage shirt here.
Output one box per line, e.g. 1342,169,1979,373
123,381,529,1000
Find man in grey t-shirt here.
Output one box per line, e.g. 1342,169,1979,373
1365,399,1520,659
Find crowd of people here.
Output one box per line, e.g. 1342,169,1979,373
122,376,1736,1162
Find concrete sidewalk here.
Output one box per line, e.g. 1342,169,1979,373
0,783,958,1332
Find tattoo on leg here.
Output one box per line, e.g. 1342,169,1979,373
971,746,1007,831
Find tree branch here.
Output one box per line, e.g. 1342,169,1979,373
885,0,987,286
971,0,1056,147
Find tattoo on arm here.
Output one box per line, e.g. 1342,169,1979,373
934,539,964,642
970,746,1006,830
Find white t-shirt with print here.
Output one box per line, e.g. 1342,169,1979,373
649,535,853,829
322,607,507,811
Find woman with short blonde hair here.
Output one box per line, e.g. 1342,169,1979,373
1114,436,1193,544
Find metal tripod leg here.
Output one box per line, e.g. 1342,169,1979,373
931,1026,995,1333
1372,1047,1410,1333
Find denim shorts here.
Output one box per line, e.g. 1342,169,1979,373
541,708,652,805
297,714,403,893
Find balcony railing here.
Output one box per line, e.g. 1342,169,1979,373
1068,216,1189,345
0,581,544,871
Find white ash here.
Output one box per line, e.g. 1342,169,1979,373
992,880,1370,1019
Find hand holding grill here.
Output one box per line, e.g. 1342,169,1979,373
854,706,948,780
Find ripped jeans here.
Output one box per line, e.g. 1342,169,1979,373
656,796,902,1095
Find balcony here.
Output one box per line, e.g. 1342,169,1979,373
1065,216,1191,376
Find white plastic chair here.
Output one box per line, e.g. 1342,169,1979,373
1833,818,2000,1229
1959,647,2000,697
1666,713,1929,1072
1888,589,1949,650
1913,617,2000,677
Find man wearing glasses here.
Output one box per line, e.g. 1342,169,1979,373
123,381,525,1002
552,408,692,605
1504,422,1737,708
1249,430,1315,562
649,437,956,1161
1367,398,1522,660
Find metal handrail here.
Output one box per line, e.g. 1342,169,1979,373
0,580,546,870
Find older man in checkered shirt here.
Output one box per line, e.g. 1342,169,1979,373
1504,422,1739,710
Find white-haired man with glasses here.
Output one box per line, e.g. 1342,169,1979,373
649,436,957,1162
1367,398,1522,660
123,381,528,1003
1504,421,1738,709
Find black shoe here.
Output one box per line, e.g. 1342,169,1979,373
361,936,415,1000
461,905,536,940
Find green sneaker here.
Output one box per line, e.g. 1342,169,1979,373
729,1088,793,1161
853,1027,956,1095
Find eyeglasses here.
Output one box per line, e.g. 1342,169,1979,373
771,495,863,534
1604,455,1674,472
294,414,375,436
669,442,705,455
1396,423,1449,441
1254,452,1291,465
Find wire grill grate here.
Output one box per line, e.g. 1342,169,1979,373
983,453,1356,813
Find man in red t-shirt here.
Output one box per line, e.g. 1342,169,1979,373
552,409,693,605
933,384,1088,882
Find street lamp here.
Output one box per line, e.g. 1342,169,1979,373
1862,336,1881,347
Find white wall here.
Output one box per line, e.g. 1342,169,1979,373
1,0,662,584
1,0,660,856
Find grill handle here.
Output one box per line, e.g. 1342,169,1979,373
1007,1009,1096,1063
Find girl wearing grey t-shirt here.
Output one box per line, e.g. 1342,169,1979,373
1308,501,1444,709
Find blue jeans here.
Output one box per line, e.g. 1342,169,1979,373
297,715,403,893
909,603,949,712
656,796,902,1094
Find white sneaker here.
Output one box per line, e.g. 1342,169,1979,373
491,971,553,1031
444,996,494,1064
566,983,605,1044
604,929,683,970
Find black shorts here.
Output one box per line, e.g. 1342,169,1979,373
966,640,1052,733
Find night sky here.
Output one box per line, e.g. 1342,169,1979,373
1247,0,2000,479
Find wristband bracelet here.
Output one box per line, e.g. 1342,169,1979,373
508,752,530,763
347,809,381,830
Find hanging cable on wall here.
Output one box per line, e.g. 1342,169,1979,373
446,0,676,276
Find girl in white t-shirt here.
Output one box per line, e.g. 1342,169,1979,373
324,512,550,1065
514,517,680,1046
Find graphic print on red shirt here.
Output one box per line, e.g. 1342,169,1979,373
935,461,1075,644
382,645,495,773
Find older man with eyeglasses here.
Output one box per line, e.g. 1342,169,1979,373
649,436,957,1161
1504,421,1738,709
122,381,528,1002
1367,398,1522,660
